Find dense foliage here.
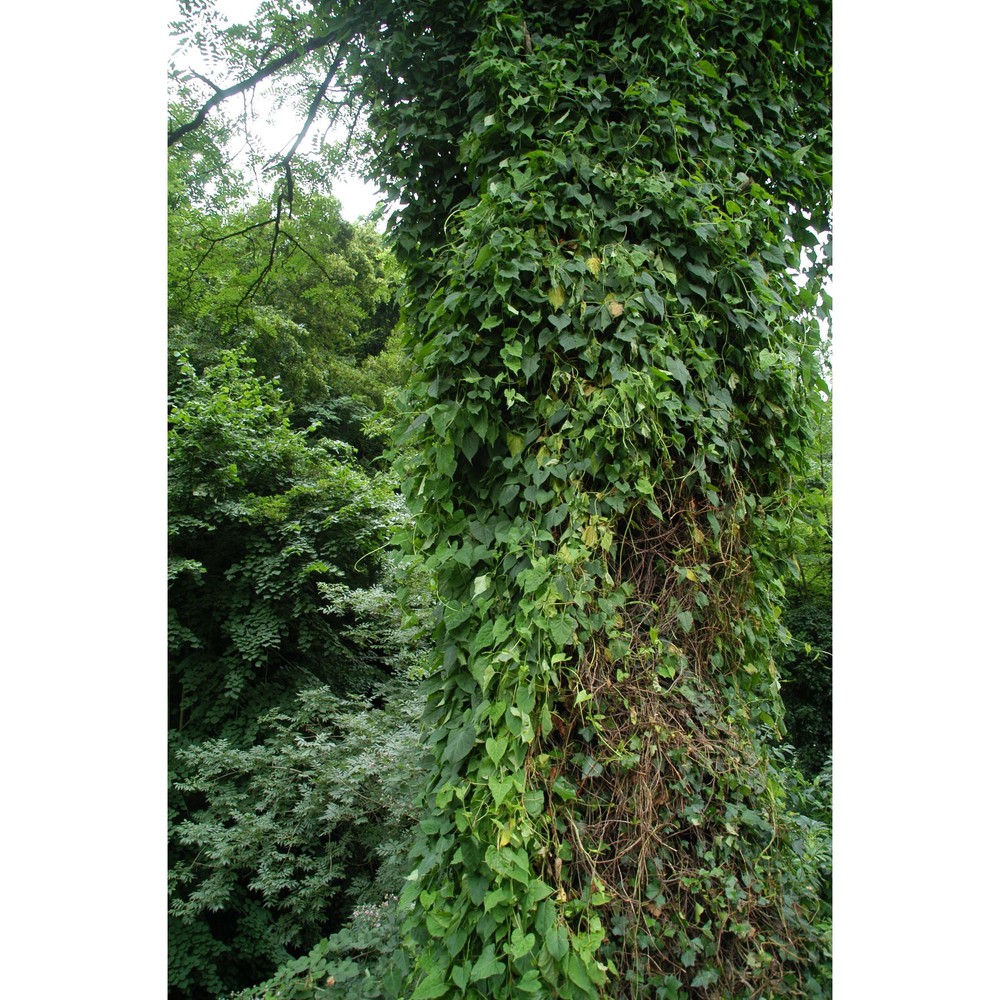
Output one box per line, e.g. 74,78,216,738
167,175,418,995
772,388,831,778
168,2,833,997
168,142,404,464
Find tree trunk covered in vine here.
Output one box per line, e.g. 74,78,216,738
360,1,832,996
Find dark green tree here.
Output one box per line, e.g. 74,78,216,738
778,391,831,777
167,349,398,732
168,349,406,996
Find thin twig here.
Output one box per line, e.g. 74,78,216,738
186,69,222,94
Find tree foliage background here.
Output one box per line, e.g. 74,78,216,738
167,95,428,992
167,2,832,997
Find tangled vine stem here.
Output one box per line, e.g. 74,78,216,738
532,490,814,997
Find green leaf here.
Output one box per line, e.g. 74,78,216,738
443,720,476,763
544,926,568,961
486,734,509,765
484,886,510,911
489,772,514,804
473,244,494,270
470,944,504,982
524,788,545,816
565,952,594,991
524,877,553,904
664,356,691,389
642,287,665,317
507,433,525,457
691,968,719,988
509,929,536,960
758,348,781,369
451,963,471,990
411,970,449,999
558,330,589,350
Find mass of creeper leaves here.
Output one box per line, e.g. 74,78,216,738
354,1,832,996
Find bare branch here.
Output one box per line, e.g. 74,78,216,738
234,42,346,308
181,217,278,301
201,219,276,244
238,184,290,310
341,101,364,158
280,231,334,282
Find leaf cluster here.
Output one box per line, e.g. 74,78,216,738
168,348,421,997
776,394,831,776
171,679,425,990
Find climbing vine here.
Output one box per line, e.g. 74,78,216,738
357,1,832,997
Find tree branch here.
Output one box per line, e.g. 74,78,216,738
168,27,345,146
235,46,345,311
186,69,222,94
180,217,277,301
263,43,346,215
280,231,334,282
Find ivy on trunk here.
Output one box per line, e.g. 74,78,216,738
363,2,832,997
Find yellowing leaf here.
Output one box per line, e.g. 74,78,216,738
547,284,566,310
608,300,623,318
585,255,601,276
581,523,598,548
685,567,698,581
507,433,524,457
